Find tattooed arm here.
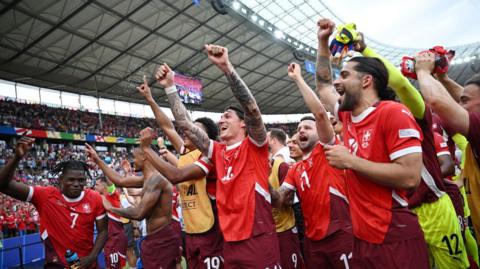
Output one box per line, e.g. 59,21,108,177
205,44,266,145
103,174,168,220
316,19,339,113
156,63,211,156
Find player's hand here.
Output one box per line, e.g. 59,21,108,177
84,143,100,163
354,32,367,52
324,144,354,169
139,127,154,149
414,51,435,74
317,18,335,42
157,136,165,148
120,159,132,174
101,196,113,211
15,135,35,158
155,63,175,88
137,75,153,102
75,255,95,269
205,44,232,73
287,62,302,82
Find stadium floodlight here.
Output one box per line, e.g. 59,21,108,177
274,30,284,39
251,14,257,22
232,1,240,10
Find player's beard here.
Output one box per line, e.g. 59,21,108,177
339,90,361,112
299,136,318,153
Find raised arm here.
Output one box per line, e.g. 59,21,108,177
103,174,168,220
288,62,334,144
436,73,463,102
356,34,425,119
85,144,144,188
139,128,206,184
415,52,470,135
138,75,184,153
155,63,211,156
315,19,340,113
205,44,266,145
0,136,35,201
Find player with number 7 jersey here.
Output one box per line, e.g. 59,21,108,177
28,184,106,266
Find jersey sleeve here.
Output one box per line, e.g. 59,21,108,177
362,47,425,119
194,154,214,176
206,139,217,161
282,166,297,191
383,103,423,160
28,186,50,209
434,132,450,157
278,162,290,184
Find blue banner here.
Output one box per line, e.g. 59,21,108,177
304,60,316,74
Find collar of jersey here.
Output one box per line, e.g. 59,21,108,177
226,140,242,151
302,151,312,160
62,191,85,203
351,106,376,123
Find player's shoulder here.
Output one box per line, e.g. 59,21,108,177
34,185,59,196
84,189,103,201
378,100,407,112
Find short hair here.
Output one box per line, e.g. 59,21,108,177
299,116,315,122
465,73,480,88
96,176,107,184
225,105,244,120
348,57,390,100
268,128,287,145
194,117,219,140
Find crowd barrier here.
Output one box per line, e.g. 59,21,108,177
0,233,106,268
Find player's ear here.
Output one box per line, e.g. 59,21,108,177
361,74,373,89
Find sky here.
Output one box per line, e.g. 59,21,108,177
322,0,480,48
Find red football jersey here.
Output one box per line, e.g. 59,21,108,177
27,186,106,265
193,155,217,199
172,185,180,222
105,191,122,222
434,132,450,157
336,101,423,244
197,137,273,241
282,143,350,240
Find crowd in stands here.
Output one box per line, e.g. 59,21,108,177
0,99,298,137
0,99,297,240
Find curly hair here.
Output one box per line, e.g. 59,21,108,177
195,117,219,140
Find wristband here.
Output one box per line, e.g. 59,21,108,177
165,85,177,95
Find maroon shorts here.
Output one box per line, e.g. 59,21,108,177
140,222,182,269
43,237,99,269
278,228,305,269
171,219,184,263
303,229,353,269
223,231,281,268
104,220,128,269
185,221,224,269
353,236,429,269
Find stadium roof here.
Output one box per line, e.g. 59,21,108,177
0,0,479,114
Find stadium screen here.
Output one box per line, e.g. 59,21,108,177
174,73,203,105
